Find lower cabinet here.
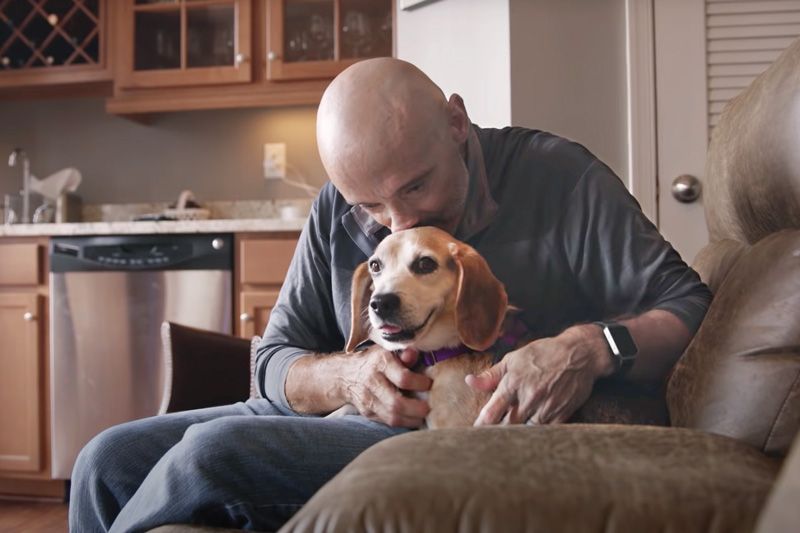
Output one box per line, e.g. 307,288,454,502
235,232,300,339
240,289,280,339
0,238,62,499
0,292,43,473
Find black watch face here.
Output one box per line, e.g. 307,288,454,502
608,324,637,357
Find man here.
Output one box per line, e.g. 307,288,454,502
70,58,710,532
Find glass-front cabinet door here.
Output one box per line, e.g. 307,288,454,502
118,0,252,88
267,0,392,81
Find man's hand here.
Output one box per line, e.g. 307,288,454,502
338,346,432,428
467,325,613,425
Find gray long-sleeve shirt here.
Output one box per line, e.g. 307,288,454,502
255,125,712,411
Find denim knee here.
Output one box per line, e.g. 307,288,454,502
70,423,147,533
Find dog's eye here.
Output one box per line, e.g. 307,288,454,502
368,259,382,274
411,256,438,274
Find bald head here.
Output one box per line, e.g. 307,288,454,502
317,58,472,234
317,58,455,189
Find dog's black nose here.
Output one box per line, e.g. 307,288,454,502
370,293,401,318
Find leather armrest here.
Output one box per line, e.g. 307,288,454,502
667,231,800,456
159,321,252,414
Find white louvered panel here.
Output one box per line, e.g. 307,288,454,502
708,36,797,51
707,24,800,39
709,75,759,88
708,49,783,63
708,0,800,14
709,12,800,25
706,0,800,132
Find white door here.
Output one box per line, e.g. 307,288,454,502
653,0,800,264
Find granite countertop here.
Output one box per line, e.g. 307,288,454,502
0,217,306,237
0,199,311,236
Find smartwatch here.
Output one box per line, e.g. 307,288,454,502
594,321,638,374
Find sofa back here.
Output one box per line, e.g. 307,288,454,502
666,38,800,457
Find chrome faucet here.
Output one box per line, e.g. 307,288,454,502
8,148,31,223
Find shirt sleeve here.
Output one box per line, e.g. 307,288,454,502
254,192,344,413
563,160,712,333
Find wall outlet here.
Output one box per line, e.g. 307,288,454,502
263,142,287,179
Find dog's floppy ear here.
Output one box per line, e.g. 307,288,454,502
346,261,373,353
449,242,508,351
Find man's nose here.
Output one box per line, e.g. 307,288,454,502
390,213,419,233
370,293,401,318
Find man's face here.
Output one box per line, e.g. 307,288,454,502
333,130,469,234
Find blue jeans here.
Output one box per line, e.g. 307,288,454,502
69,399,407,533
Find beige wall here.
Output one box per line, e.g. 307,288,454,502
396,0,512,127
509,0,628,181
0,98,326,205
398,0,629,184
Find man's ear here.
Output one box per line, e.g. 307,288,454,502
346,261,373,353
447,93,471,144
449,242,508,351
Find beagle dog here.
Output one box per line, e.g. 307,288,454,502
345,226,515,429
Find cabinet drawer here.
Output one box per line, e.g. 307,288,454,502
0,244,41,286
239,239,297,285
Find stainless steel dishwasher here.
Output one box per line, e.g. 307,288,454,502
49,233,233,479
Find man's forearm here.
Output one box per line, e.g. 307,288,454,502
622,309,692,383
565,309,692,386
284,353,350,415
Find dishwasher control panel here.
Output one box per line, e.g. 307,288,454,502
50,234,232,272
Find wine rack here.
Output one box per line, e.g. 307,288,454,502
0,0,103,71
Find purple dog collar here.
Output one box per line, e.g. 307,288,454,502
419,345,470,367
414,315,530,367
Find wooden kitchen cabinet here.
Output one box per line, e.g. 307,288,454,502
0,0,112,91
106,0,394,116
240,289,280,338
266,0,393,81
235,232,299,338
116,0,252,89
0,292,42,473
0,238,62,500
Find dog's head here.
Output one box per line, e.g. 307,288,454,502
346,226,508,353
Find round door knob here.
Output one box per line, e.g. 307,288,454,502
211,238,225,250
235,53,248,66
240,313,253,322
671,174,702,203
23,312,34,322
267,51,278,61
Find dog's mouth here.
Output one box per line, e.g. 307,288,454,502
378,309,435,342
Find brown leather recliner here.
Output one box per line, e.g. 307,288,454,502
151,38,800,533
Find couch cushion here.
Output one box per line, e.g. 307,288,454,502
667,231,800,456
755,434,800,533
279,425,779,533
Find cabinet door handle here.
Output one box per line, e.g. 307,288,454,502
267,51,278,61
240,313,253,322
23,312,35,322
235,53,248,66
